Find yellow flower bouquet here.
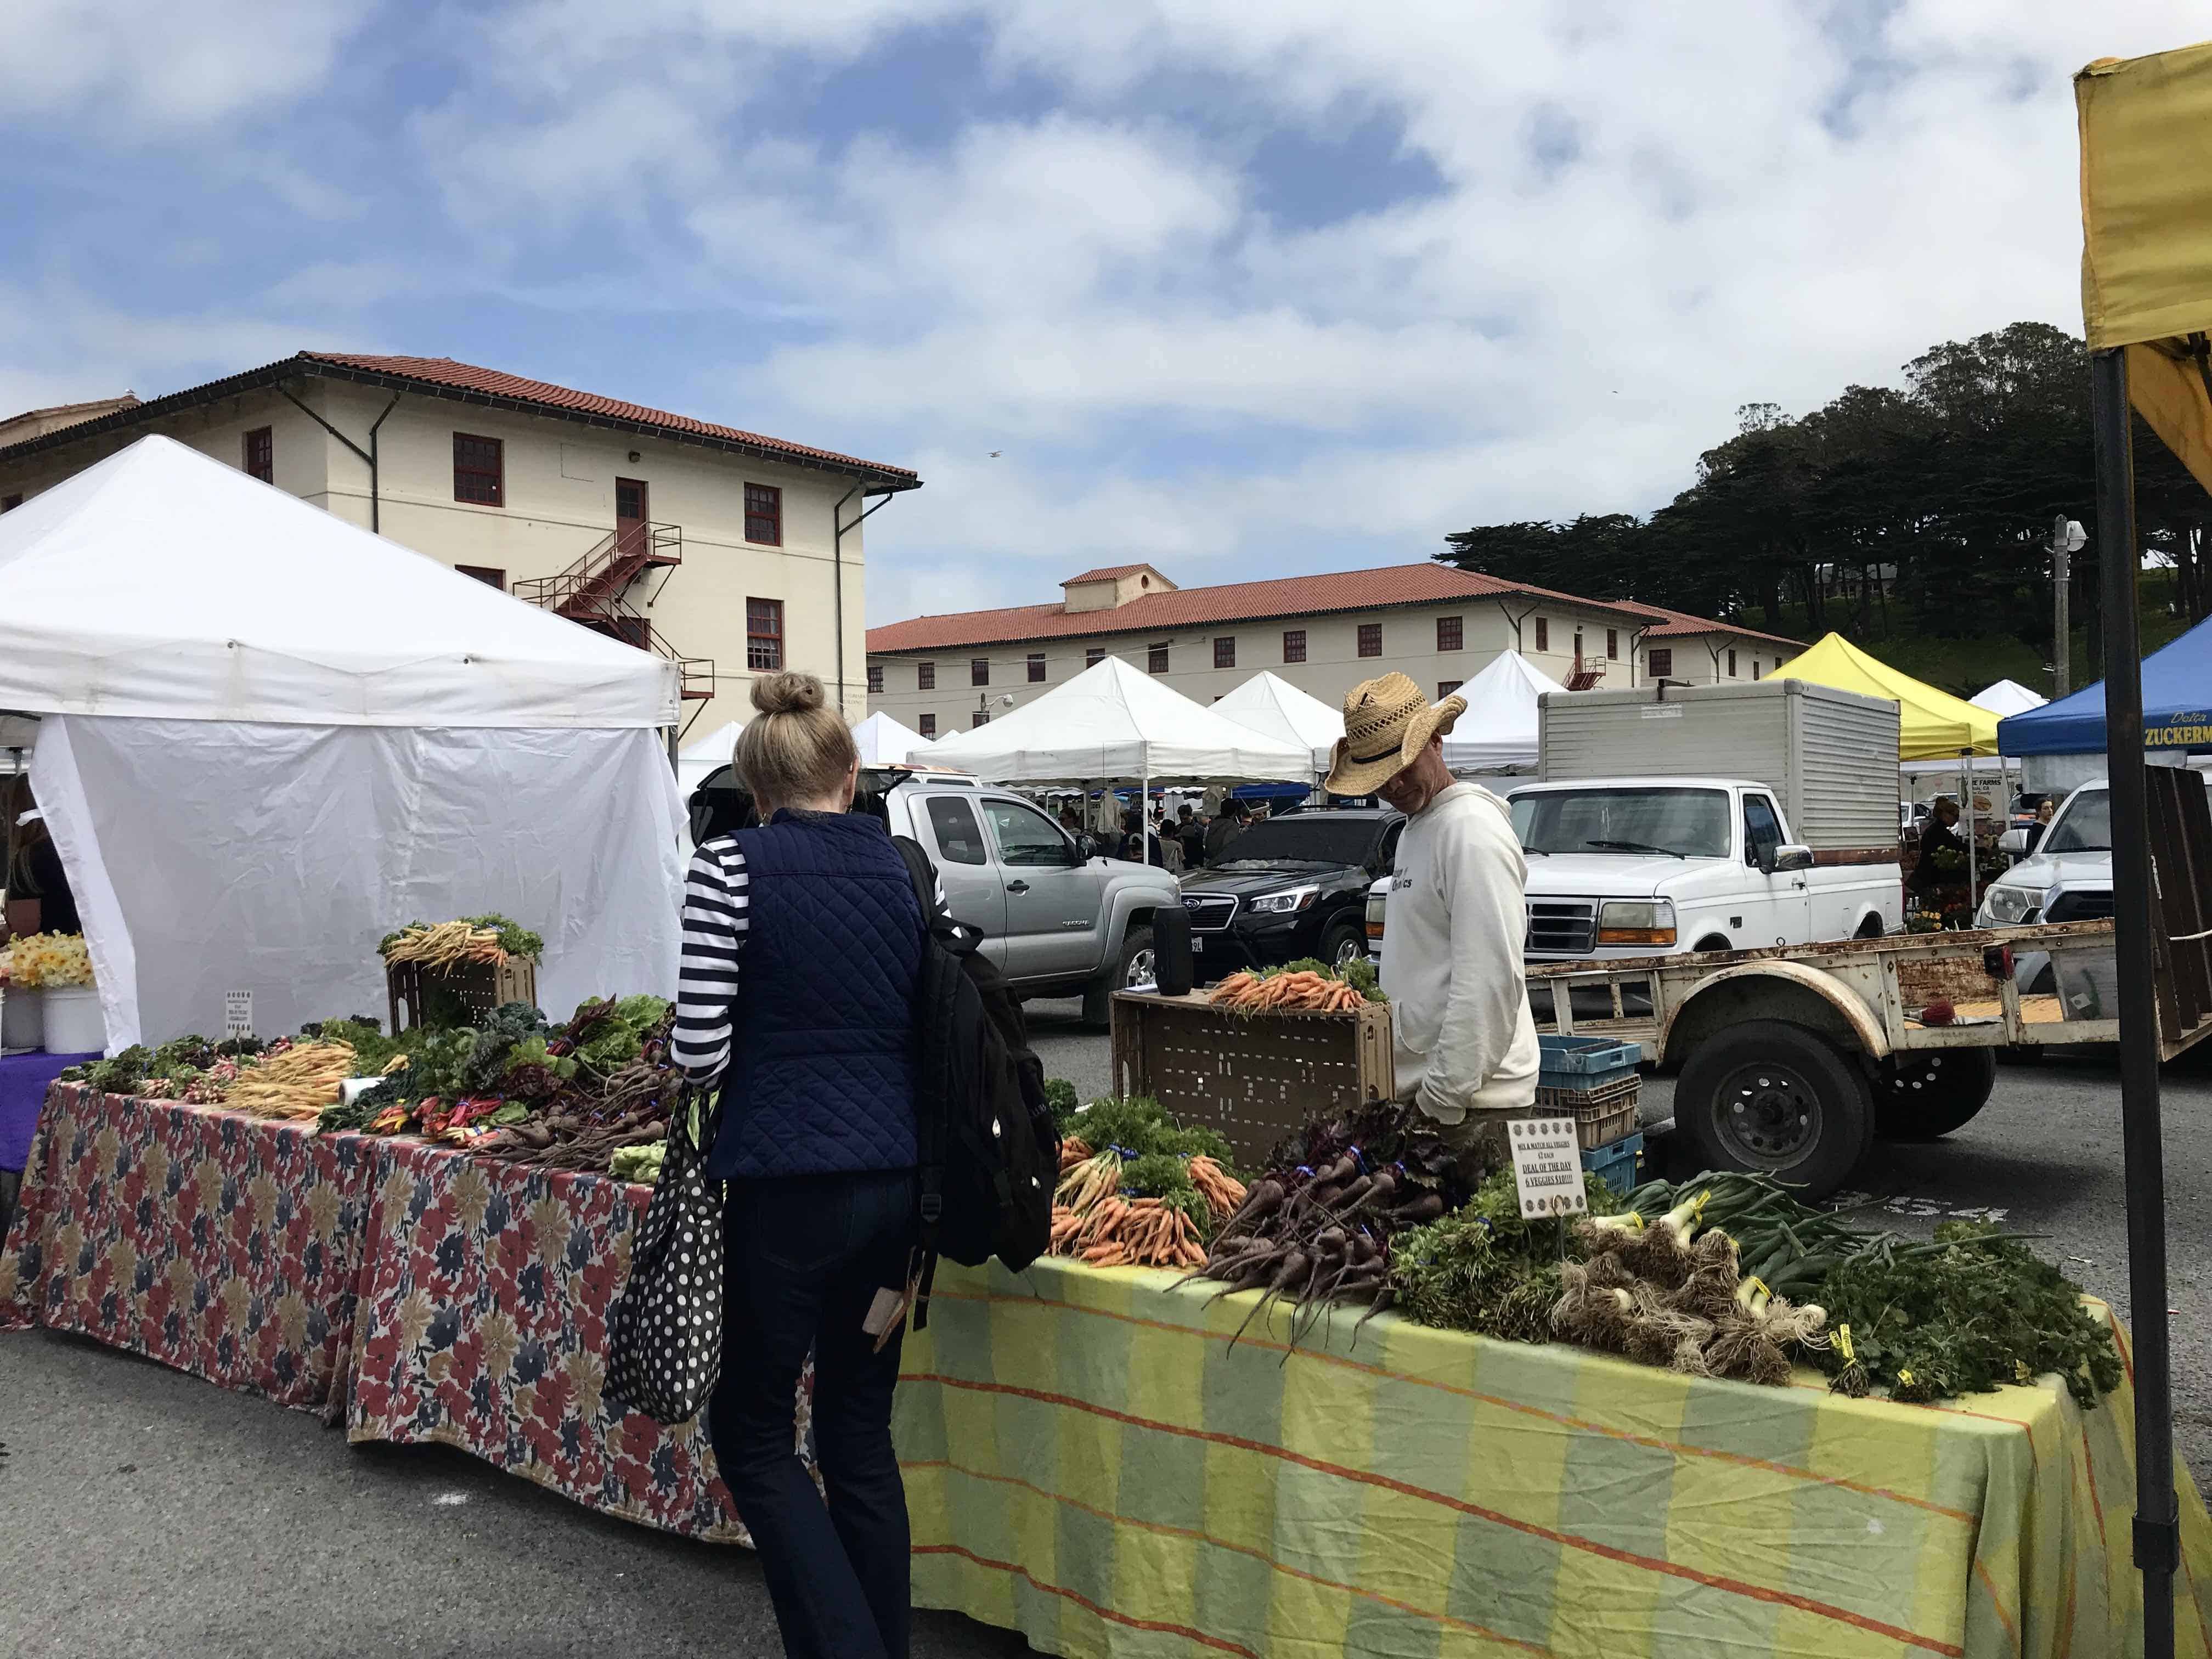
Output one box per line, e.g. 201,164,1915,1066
0,931,95,989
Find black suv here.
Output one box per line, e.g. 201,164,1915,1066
1178,807,1403,975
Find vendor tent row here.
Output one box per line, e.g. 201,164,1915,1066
0,436,686,1049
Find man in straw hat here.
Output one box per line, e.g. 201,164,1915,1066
1326,673,1539,1152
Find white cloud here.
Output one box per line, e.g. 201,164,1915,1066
4,0,360,126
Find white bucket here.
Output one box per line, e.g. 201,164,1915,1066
41,985,106,1056
1,985,43,1050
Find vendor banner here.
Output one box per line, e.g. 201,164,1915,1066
895,1257,2212,1659
0,1084,373,1414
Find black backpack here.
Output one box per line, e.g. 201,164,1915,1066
892,837,1058,1325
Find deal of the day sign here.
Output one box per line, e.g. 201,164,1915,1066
1507,1118,1588,1218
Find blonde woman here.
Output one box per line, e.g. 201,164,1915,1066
673,671,930,1659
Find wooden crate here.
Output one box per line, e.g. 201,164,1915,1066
1110,990,1394,1169
386,957,538,1035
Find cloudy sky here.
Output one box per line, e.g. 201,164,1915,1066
3,3,2203,624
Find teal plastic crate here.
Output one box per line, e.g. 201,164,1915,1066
1538,1034,1641,1090
1582,1131,1643,1197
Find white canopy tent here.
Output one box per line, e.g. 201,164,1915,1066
1970,679,2050,718
0,435,686,1051
853,710,933,767
1440,650,1565,774
676,719,746,795
923,655,1312,785
1212,672,1344,767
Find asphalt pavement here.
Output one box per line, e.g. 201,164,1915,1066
3,1014,2206,1657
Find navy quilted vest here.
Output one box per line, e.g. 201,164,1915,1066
709,810,923,1180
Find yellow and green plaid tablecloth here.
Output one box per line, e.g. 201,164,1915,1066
893,1258,2212,1659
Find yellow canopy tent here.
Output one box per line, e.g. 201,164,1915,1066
2076,41,2212,1655
1780,632,2000,758
2078,42,2212,491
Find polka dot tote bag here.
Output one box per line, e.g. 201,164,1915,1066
607,1091,725,1425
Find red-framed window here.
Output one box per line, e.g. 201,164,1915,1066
1606,628,1618,660
453,433,504,505
746,597,785,671
1028,652,1046,683
1649,647,1673,678
242,426,273,483
455,564,506,590
1085,648,1105,668
1752,661,1763,680
1214,636,1236,669
918,661,935,691
1282,629,1306,663
1357,623,1382,658
745,483,782,545
1148,644,1169,674
1436,614,1463,652
1533,617,1549,651
1438,680,1463,698
972,658,990,687
1728,648,1739,678
867,664,885,695
918,713,937,737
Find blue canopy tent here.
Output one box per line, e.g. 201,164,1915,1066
1997,612,2212,757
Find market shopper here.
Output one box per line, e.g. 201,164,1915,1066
1203,799,1249,866
1325,674,1538,1156
1911,795,1968,896
1175,803,1207,867
673,670,928,1659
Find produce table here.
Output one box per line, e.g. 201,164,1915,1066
0,1051,98,1171
346,1134,754,1544
894,1258,2212,1659
0,1083,375,1414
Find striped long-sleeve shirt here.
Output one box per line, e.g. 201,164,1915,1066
672,833,945,1091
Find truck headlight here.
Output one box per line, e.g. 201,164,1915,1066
1248,884,1319,916
1979,884,2044,927
1597,899,1677,946
1365,893,1387,939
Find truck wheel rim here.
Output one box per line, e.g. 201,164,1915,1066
1712,1063,1821,1166
1886,1055,1951,1093
1125,946,1155,987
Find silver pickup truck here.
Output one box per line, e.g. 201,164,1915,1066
880,772,1178,1025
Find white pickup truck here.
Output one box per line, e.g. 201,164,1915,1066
1367,776,1901,961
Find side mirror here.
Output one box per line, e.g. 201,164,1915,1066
1770,844,1815,874
1997,827,2030,856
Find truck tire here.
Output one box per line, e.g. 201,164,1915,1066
1874,1048,1997,1141
1082,924,1155,1030
1318,917,1367,972
1675,1019,1874,1199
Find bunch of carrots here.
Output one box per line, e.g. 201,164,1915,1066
1049,1147,1249,1270
1210,969,1367,1014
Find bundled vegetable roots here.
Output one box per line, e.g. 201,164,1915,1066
1047,1097,1249,1269
1210,966,1368,1014
226,1041,358,1120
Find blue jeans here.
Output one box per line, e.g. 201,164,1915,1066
707,1167,919,1659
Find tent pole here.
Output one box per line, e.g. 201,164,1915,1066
2093,345,2176,1658
1142,770,1151,864
1962,749,1976,909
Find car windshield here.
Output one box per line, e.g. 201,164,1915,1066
1213,815,1382,868
2042,790,2109,853
1510,787,1731,859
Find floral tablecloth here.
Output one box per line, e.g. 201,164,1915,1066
346,1136,760,1544
0,1084,374,1415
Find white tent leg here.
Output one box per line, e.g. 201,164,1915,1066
1142,771,1150,864
1962,750,1977,913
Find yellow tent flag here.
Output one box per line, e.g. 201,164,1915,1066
1781,634,2001,759
2077,41,2212,495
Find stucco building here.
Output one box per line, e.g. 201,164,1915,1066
866,562,1795,737
0,354,921,735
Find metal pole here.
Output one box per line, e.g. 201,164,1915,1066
1142,771,1151,865
1961,751,1976,913
2052,512,2073,698
2091,346,2176,1658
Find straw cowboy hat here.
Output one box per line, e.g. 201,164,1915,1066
1324,673,1466,796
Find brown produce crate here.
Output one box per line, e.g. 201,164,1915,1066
1109,990,1394,1169
1529,1072,1641,1150
386,956,538,1035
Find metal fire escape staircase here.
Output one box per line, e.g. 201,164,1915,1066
513,521,716,725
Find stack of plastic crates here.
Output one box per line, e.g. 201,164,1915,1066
1533,1034,1643,1193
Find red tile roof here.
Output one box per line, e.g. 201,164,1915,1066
1062,563,1158,585
867,562,1660,654
0,352,921,487
1613,600,1801,648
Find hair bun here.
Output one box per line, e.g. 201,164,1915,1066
751,671,826,717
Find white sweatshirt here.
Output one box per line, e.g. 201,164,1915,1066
1379,782,1541,1122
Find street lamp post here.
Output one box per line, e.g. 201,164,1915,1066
2049,514,2087,697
